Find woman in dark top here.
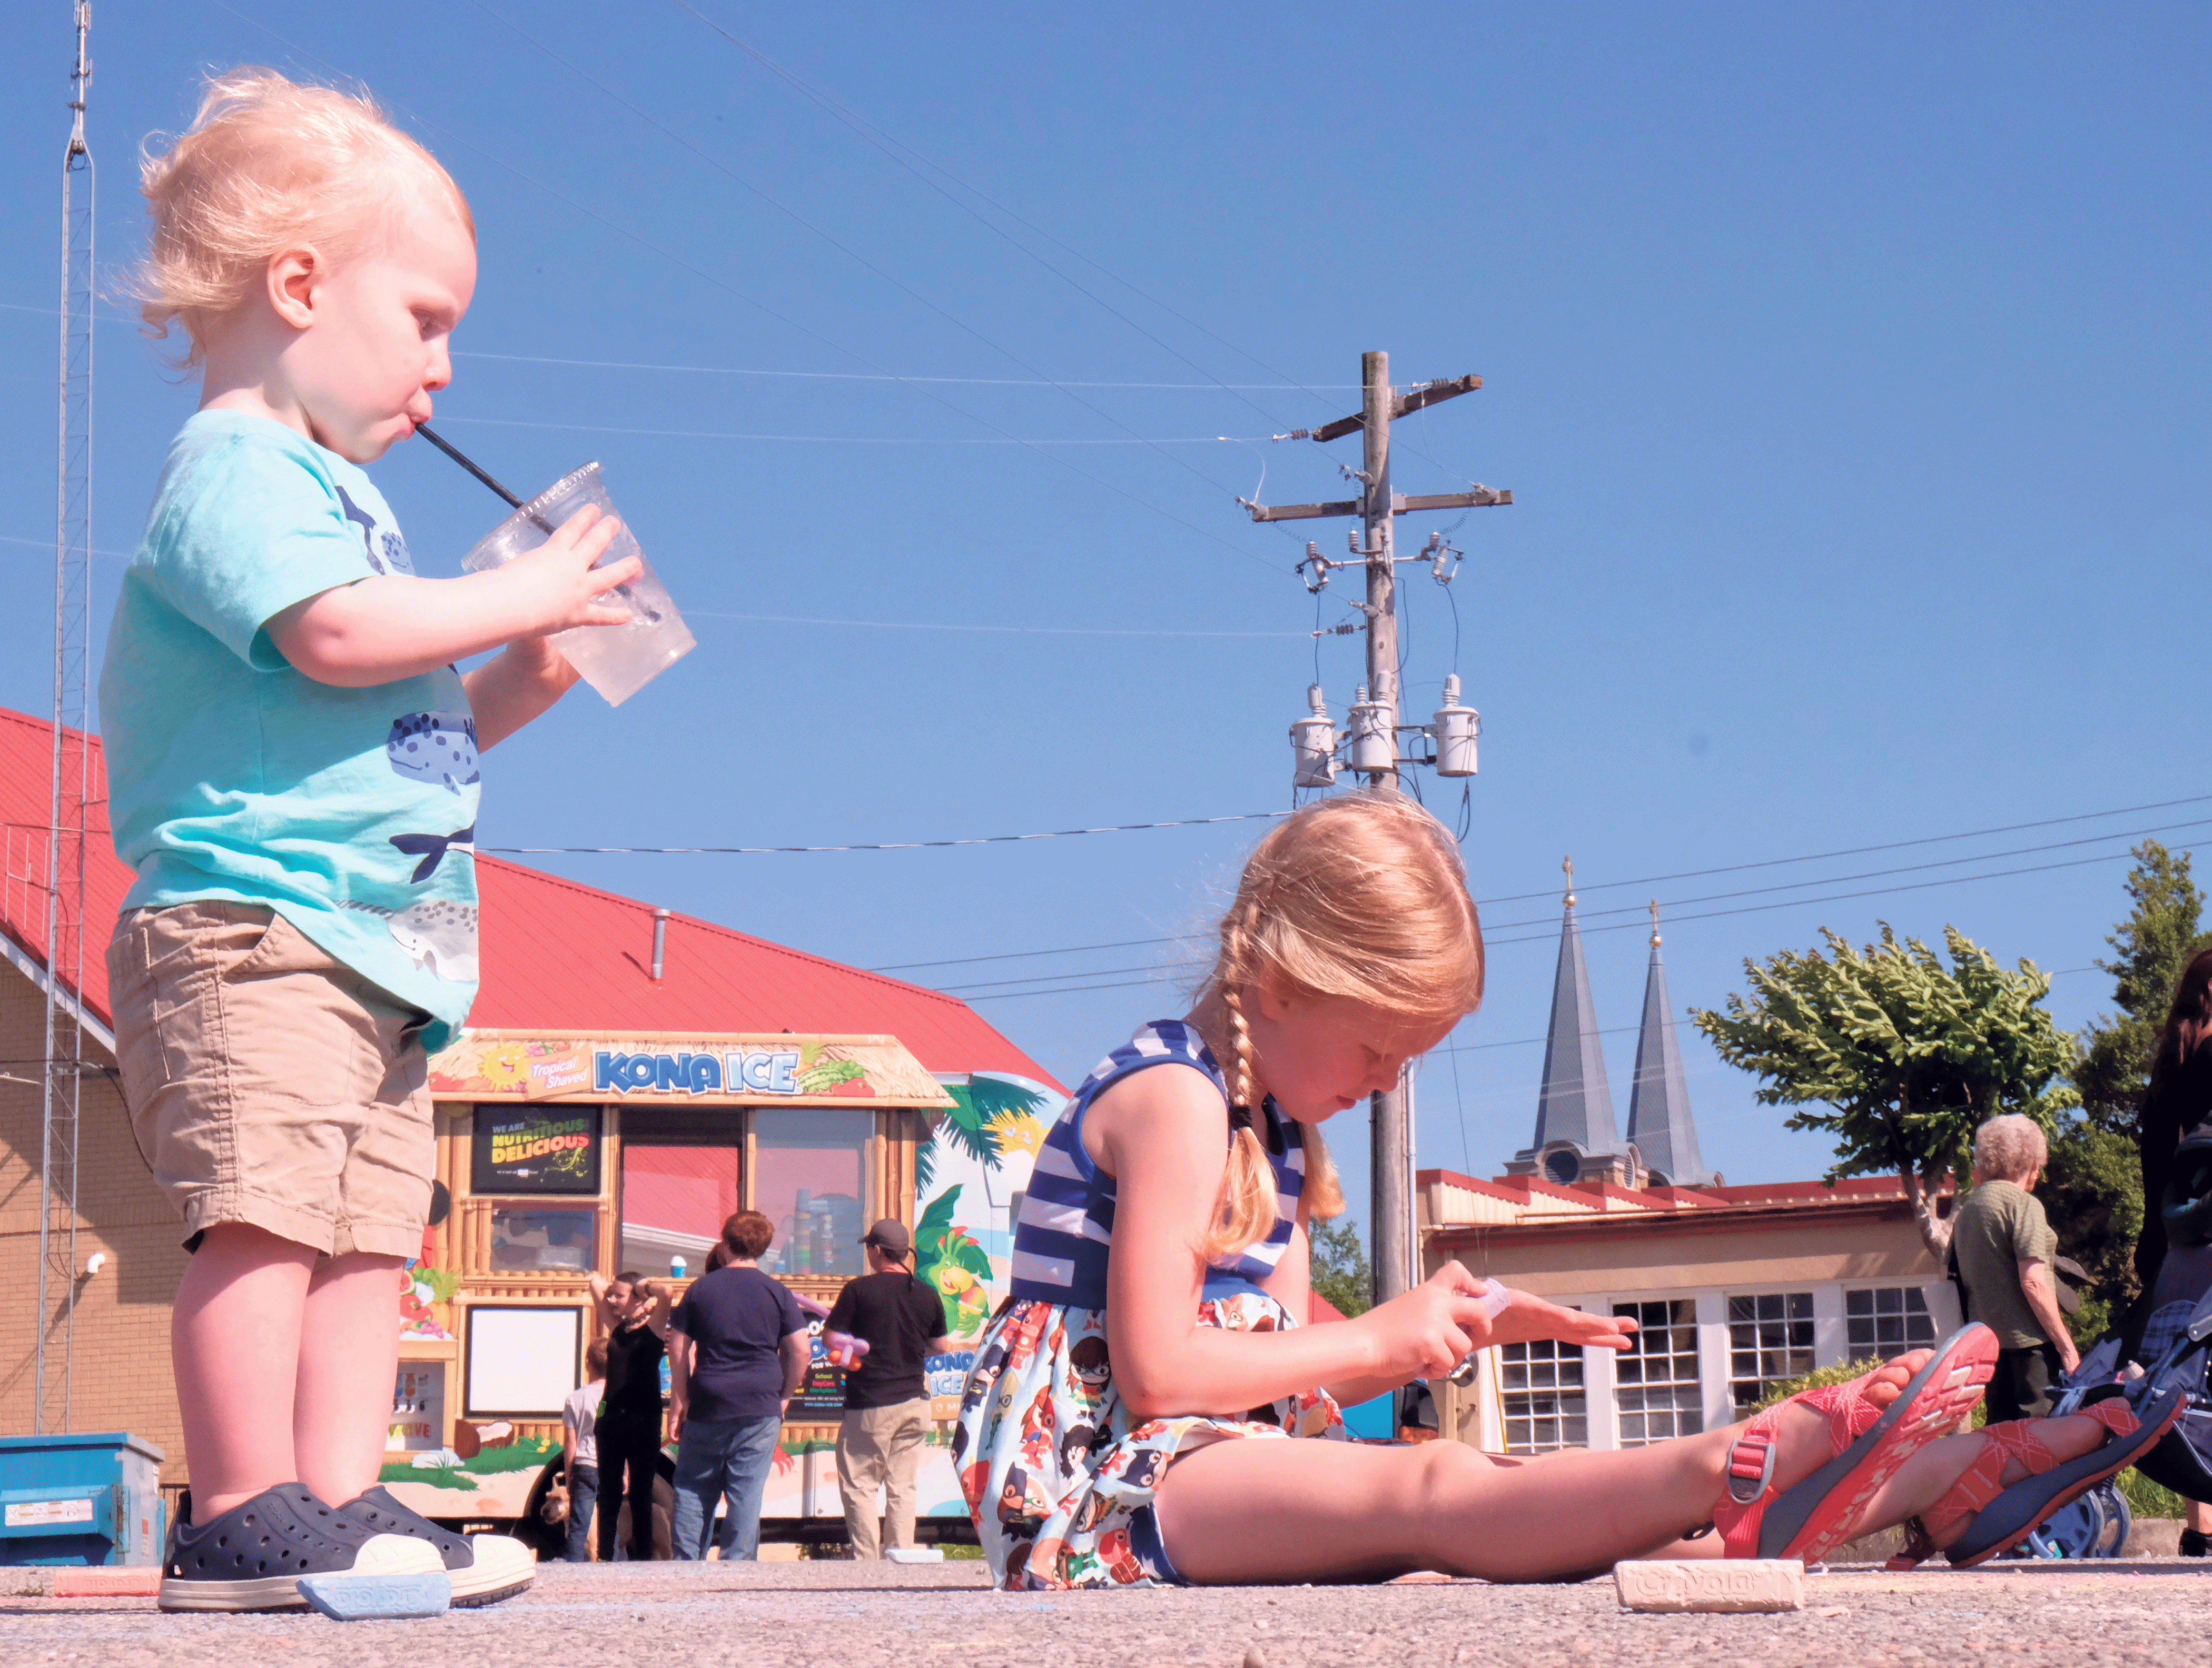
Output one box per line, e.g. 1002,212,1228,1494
588,1270,673,1561
2130,948,2212,1557
2136,949,2212,1294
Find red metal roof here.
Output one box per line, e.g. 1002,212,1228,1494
0,706,1060,1089
1416,1167,1947,1222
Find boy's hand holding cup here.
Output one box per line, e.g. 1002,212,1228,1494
506,503,640,633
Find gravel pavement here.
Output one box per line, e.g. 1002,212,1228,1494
8,1557,2212,1666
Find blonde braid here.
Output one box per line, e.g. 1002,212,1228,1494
1212,898,1345,1247
1220,896,1262,1115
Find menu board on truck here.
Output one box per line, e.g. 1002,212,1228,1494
471,1105,602,1195
789,1320,850,1418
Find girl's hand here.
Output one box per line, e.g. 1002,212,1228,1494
1358,1263,1638,1380
505,504,643,634
1480,1282,1638,1354
1355,1263,1507,1381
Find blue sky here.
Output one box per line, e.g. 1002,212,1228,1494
2,3,2207,1247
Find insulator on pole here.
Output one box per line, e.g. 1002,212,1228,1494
1290,684,1338,788
1432,673,1479,777
1346,678,1397,775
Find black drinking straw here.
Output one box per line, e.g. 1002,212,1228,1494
413,422,556,533
416,421,653,618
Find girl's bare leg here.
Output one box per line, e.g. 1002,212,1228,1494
1155,1355,1928,1584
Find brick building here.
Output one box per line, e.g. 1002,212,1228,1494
1429,878,1954,1454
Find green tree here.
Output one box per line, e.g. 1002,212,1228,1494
2045,841,2211,1333
1691,924,2080,1249
1308,1215,1374,1318
2038,1120,2141,1342
2074,840,2210,1139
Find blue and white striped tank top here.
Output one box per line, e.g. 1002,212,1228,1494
1007,1019,1309,1308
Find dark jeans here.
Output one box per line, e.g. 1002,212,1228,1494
596,1415,664,1561
670,1413,784,1561
1988,1342,2063,1424
562,1463,599,1562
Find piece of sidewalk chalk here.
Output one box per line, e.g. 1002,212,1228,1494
1614,1558,1804,1613
297,1571,452,1621
53,1567,163,1597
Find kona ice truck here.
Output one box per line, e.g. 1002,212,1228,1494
374,1028,1056,1550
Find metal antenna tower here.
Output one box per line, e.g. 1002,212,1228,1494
37,0,94,1435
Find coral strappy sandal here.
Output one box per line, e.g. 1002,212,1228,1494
1710,1323,1998,1563
1888,1384,2186,1569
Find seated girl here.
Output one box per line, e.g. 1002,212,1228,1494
954,792,2176,1587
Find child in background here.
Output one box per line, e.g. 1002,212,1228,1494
560,1338,611,1563
105,68,641,1612
955,791,2179,1588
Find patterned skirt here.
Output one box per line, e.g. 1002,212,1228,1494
952,1278,1345,1589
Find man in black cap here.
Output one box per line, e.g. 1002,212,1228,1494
824,1218,951,1558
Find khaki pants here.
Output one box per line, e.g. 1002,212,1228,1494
836,1397,931,1559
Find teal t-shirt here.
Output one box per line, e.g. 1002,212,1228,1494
100,409,481,1050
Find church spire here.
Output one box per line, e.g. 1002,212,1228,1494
1625,900,1716,1188
1520,856,1622,1178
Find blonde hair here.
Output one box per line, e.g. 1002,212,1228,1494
1200,790,1485,1259
135,67,473,366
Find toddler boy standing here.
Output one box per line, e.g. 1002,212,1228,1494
105,68,641,1612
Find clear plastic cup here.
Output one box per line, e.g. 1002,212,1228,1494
460,461,695,707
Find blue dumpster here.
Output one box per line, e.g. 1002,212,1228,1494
0,1432,165,1565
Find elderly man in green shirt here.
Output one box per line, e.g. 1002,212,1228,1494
1951,1114,2080,1422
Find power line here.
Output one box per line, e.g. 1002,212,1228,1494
1420,964,2107,1057
664,2,1485,494
449,347,1360,389
0,301,1363,394
962,977,1174,1002
1475,791,2212,906
481,810,1287,857
436,415,1270,446
1474,813,2212,936
1478,846,2162,950
0,532,1303,638
823,794,2212,972
873,936,1188,973
939,958,1207,995
468,1,1272,542
688,611,1303,640
197,0,1290,579
666,0,1330,442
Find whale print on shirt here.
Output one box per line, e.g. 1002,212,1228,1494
387,712,480,795
390,823,476,884
334,483,416,576
341,897,480,982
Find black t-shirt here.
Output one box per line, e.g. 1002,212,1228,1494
603,1319,665,1423
825,1268,948,1410
670,1266,807,1424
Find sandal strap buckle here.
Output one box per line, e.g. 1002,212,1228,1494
1725,1431,1778,1505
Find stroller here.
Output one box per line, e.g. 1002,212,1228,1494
2036,1143,2212,1558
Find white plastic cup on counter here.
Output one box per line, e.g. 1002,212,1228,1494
460,461,696,707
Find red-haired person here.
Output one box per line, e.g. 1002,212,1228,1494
667,1212,809,1560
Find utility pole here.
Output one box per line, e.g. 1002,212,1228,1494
38,0,93,1435
1243,351,1510,1307
1356,351,1411,1307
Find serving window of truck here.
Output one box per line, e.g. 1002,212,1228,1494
382,1029,1058,1536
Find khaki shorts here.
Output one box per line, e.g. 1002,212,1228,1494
107,900,434,1259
